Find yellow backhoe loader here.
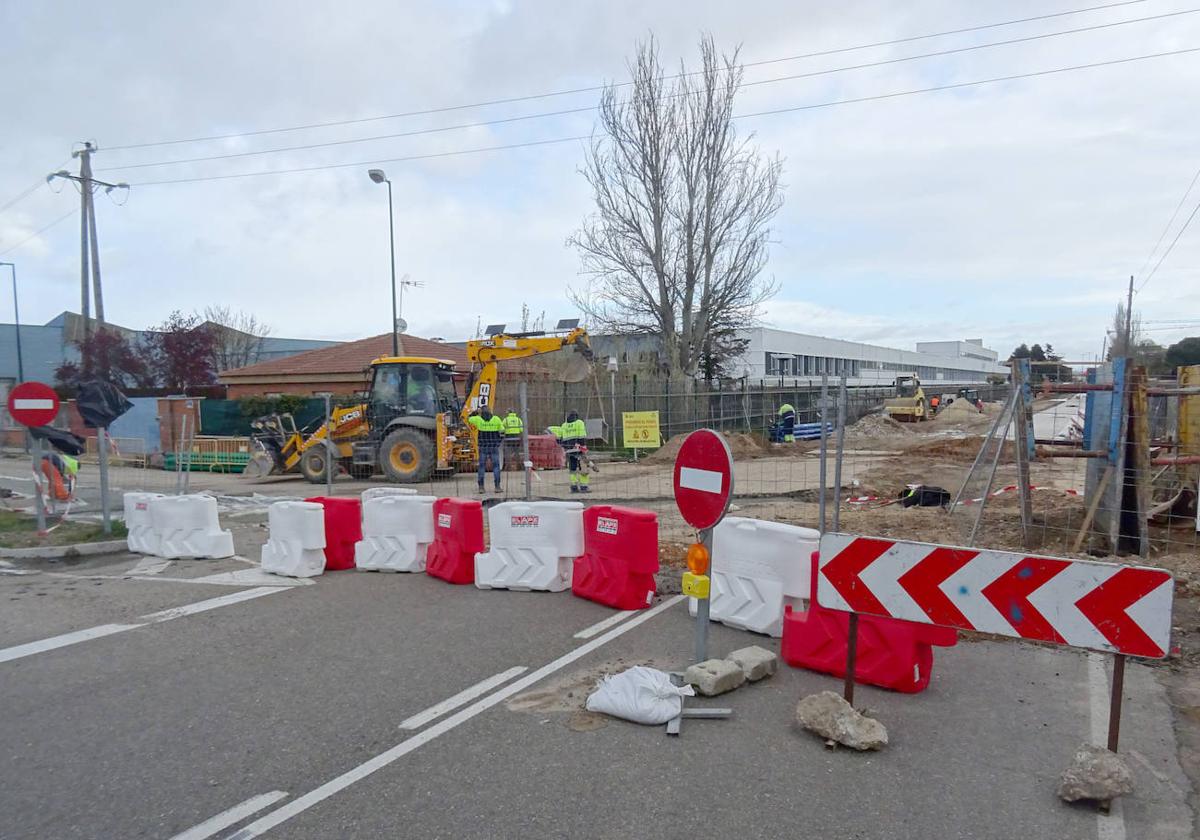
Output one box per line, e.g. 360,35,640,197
883,373,928,422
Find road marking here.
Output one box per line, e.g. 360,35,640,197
0,588,290,665
573,610,637,640
679,466,722,494
0,623,142,665
233,594,687,838
0,474,33,483
131,556,172,576
399,666,528,730
169,791,288,840
1088,652,1127,840
141,587,284,622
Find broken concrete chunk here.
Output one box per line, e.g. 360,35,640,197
794,691,888,751
727,646,778,681
684,658,746,696
1057,743,1134,803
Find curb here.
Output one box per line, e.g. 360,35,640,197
0,540,130,561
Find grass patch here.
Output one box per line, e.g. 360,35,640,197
0,509,127,549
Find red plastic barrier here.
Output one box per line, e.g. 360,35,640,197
572,505,659,610
528,434,565,469
780,551,957,693
425,497,484,585
304,496,362,571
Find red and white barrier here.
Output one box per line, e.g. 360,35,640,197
475,501,584,592
572,505,659,610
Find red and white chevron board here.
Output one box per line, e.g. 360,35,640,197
816,533,1174,658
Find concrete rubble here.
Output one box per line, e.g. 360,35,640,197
727,645,778,681
794,691,888,751
1057,743,1134,803
684,658,746,696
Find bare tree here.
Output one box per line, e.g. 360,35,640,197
202,305,272,372
569,35,783,382
1108,300,1143,359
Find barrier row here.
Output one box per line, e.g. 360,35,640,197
258,492,660,611
123,493,234,559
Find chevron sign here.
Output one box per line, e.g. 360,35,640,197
816,533,1174,658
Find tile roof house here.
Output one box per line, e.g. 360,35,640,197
218,333,465,397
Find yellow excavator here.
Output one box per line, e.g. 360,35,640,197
883,373,928,422
246,326,592,483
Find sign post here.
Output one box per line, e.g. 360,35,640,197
673,429,734,663
7,382,61,534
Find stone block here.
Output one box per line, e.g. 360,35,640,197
727,645,778,681
684,658,746,696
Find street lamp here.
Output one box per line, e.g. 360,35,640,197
367,168,399,356
0,262,23,382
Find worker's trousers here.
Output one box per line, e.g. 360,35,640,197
477,446,501,489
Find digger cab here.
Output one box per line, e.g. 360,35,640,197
365,357,460,429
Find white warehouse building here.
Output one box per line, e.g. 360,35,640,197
735,328,1008,386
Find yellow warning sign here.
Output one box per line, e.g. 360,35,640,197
622,410,662,449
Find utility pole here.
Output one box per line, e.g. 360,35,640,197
48,143,127,359
1123,274,1134,358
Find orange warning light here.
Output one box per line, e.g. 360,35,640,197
686,542,709,575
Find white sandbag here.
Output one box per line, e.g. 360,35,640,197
585,666,695,725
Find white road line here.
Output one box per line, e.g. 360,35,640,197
130,556,172,576
0,587,290,666
1088,652,1128,840
399,666,528,730
0,474,33,483
0,623,143,665
232,594,688,838
169,791,288,840
573,610,637,640
141,587,284,622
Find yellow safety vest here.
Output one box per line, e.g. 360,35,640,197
503,413,523,436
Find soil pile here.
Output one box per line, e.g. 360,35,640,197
642,430,765,464
846,413,911,441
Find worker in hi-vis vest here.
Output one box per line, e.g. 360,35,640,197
559,410,590,493
468,407,505,493
777,402,797,442
502,409,523,461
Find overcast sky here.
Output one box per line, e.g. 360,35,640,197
3,0,1199,362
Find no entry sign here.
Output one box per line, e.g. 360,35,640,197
673,429,734,531
7,381,59,427
816,533,1174,658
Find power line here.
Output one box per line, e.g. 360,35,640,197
0,180,45,214
127,45,1200,187
103,0,1149,152
0,207,78,257
99,8,1200,175
1140,196,1200,288
1137,162,1200,287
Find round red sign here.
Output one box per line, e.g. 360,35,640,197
6,381,60,427
673,429,734,530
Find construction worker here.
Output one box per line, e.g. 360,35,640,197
502,409,523,465
777,402,797,443
467,407,505,493
929,395,940,416
560,410,590,493
40,451,79,502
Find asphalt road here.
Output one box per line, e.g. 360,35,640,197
0,528,1192,840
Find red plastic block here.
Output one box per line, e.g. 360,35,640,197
304,496,362,571
572,505,658,610
780,550,957,693
425,497,484,585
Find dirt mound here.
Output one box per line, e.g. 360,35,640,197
642,430,765,464
907,436,1015,461
846,413,911,440
926,400,999,431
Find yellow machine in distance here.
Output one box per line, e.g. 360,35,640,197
883,374,928,422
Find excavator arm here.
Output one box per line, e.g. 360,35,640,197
460,327,592,426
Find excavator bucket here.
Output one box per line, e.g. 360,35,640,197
243,449,278,479
558,346,593,383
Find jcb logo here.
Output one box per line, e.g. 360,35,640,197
339,410,362,423
478,383,491,407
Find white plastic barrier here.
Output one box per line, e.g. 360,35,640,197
475,501,584,592
123,492,164,555
147,495,234,559
688,517,818,637
361,487,419,502
355,495,436,572
261,501,327,577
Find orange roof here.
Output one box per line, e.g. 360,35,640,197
219,333,468,381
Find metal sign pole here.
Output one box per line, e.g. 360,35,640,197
832,374,847,533
843,612,859,705
97,425,112,534
1107,653,1126,752
818,374,829,532
30,432,46,532
694,527,713,663
324,395,333,496
519,381,532,501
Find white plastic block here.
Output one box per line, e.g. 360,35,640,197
147,494,234,559
261,501,327,578
123,492,164,555
355,495,436,572
474,501,584,592
361,486,419,502
688,517,819,637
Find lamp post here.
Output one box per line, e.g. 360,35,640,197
0,262,23,382
367,169,399,357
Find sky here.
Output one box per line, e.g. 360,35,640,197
2,0,1200,363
